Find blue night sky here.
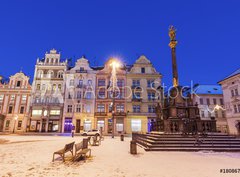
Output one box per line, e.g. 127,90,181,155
0,0,239,86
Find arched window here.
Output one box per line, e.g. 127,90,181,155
37,70,43,78
58,84,62,91
53,84,57,91
47,70,54,78
57,71,64,78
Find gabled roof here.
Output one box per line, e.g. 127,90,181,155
183,84,223,96
218,68,240,83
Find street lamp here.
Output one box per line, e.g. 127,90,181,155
13,115,18,133
110,60,120,138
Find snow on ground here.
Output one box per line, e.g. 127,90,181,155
1,135,240,177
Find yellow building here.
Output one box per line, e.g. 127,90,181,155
126,56,162,134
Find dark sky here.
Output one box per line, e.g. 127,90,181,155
0,0,239,86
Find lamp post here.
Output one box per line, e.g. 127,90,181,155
110,60,120,138
13,115,18,133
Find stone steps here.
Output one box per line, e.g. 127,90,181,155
134,133,240,152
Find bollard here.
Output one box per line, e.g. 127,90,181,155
130,140,137,154
83,138,88,149
120,134,124,141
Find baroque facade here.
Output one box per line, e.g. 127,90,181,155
63,57,96,133
126,56,162,134
219,68,240,135
29,49,68,132
0,72,31,133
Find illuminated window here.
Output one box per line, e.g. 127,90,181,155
0,95,4,101
22,95,27,101
32,110,42,115
131,120,141,132
50,110,60,115
97,120,104,131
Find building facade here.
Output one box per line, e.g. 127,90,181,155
0,72,31,133
219,68,240,135
126,56,162,134
191,85,228,133
30,49,68,132
94,58,127,135
63,57,96,133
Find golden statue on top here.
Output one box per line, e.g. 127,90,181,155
169,25,176,41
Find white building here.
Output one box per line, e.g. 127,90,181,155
0,72,31,133
190,85,228,133
63,57,96,133
30,49,68,132
219,68,240,135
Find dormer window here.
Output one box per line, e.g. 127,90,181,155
141,67,145,73
16,81,21,87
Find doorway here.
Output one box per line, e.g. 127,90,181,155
76,119,81,133
108,119,112,134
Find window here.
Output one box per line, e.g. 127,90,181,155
108,104,113,113
206,98,210,105
133,92,141,99
8,106,13,114
234,105,238,113
20,106,24,114
47,71,54,78
17,121,22,128
58,84,62,91
98,88,105,99
78,80,83,87
231,90,235,97
68,92,73,99
148,105,156,113
201,111,205,118
10,95,15,101
147,80,155,88
132,80,140,87
148,92,156,100
220,98,224,105
117,79,124,87
131,120,141,132
32,110,42,115
76,91,81,99
70,79,74,86
84,120,91,131
67,105,73,113
141,67,145,73
50,110,60,115
6,120,10,128
133,105,140,113
37,84,41,90
86,92,91,99
16,81,21,87
42,84,46,91
200,98,203,105
52,84,57,91
76,104,81,113
80,67,84,72
98,79,105,86
213,98,217,105
97,104,105,112
88,80,92,86
116,104,124,112
97,120,104,131
0,95,4,101
235,89,239,96
86,105,91,113
58,71,63,78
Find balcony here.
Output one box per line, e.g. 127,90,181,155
94,112,107,116
114,111,127,116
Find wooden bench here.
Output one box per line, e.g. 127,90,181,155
52,141,75,162
73,141,91,162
